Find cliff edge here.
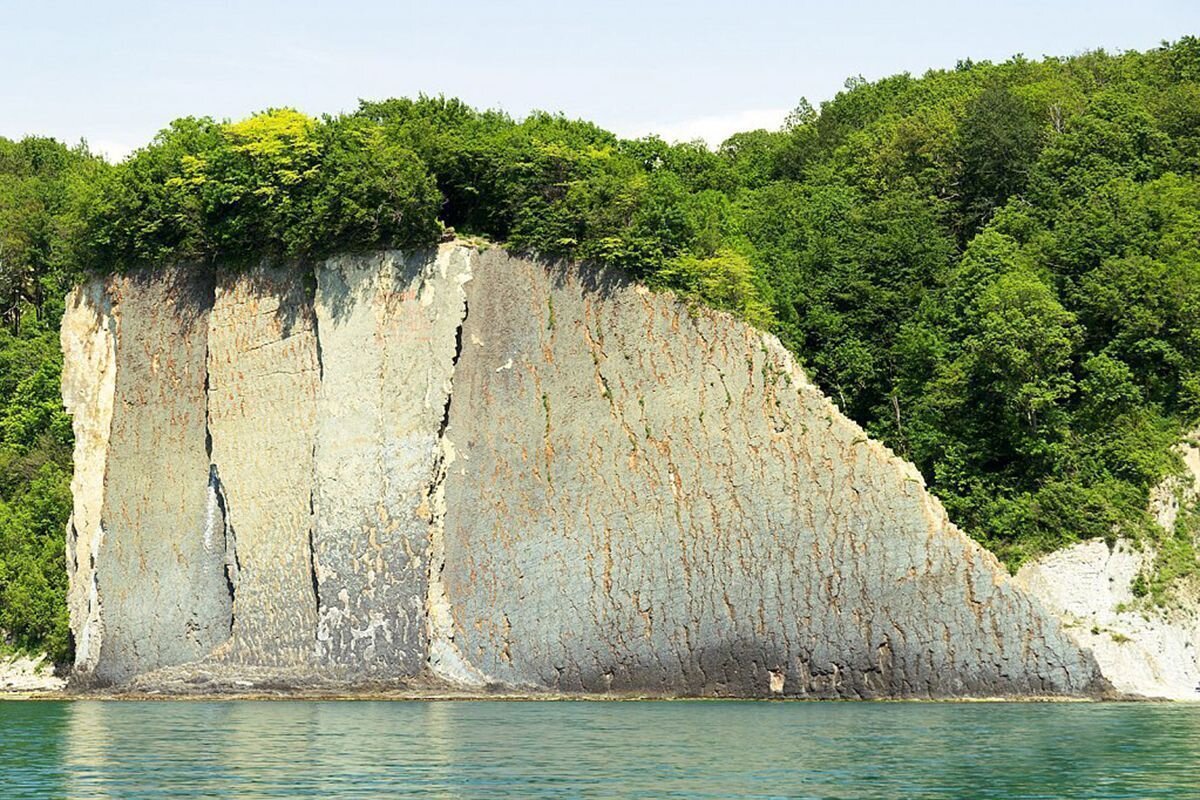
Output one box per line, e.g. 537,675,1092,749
60,243,1107,698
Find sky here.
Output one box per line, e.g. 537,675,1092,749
4,1,1199,160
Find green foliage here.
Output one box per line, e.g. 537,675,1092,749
655,249,774,328
312,116,443,251
958,81,1044,234
84,109,441,269
0,137,99,332
6,39,1200,657
1133,501,1200,607
0,306,72,662
0,139,88,662
723,40,1200,570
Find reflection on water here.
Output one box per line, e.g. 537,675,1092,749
2,699,1200,798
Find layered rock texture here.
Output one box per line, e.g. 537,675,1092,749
1016,434,1200,700
61,244,1107,698
0,652,65,694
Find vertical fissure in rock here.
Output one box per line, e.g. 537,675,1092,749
424,291,488,688
426,296,466,575
437,298,466,440
203,312,237,639
307,264,324,632
208,464,238,636
311,265,325,383
307,466,320,621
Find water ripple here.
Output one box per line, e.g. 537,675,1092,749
2,700,1199,799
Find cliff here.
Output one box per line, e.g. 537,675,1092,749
60,243,1107,698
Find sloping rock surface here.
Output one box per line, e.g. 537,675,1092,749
61,244,1106,697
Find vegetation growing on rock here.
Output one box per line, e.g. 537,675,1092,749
2,38,1199,661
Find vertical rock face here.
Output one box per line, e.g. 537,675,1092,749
206,266,321,665
64,271,231,684
61,279,117,675
61,244,1107,697
310,249,470,673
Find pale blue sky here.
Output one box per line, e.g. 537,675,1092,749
4,1,1198,159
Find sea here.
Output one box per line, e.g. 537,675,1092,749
2,699,1198,798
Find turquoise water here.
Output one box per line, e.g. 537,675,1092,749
2,700,1199,798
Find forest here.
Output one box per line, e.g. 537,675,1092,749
3,38,1199,663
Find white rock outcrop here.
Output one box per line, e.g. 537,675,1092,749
0,652,65,694
1016,434,1200,700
